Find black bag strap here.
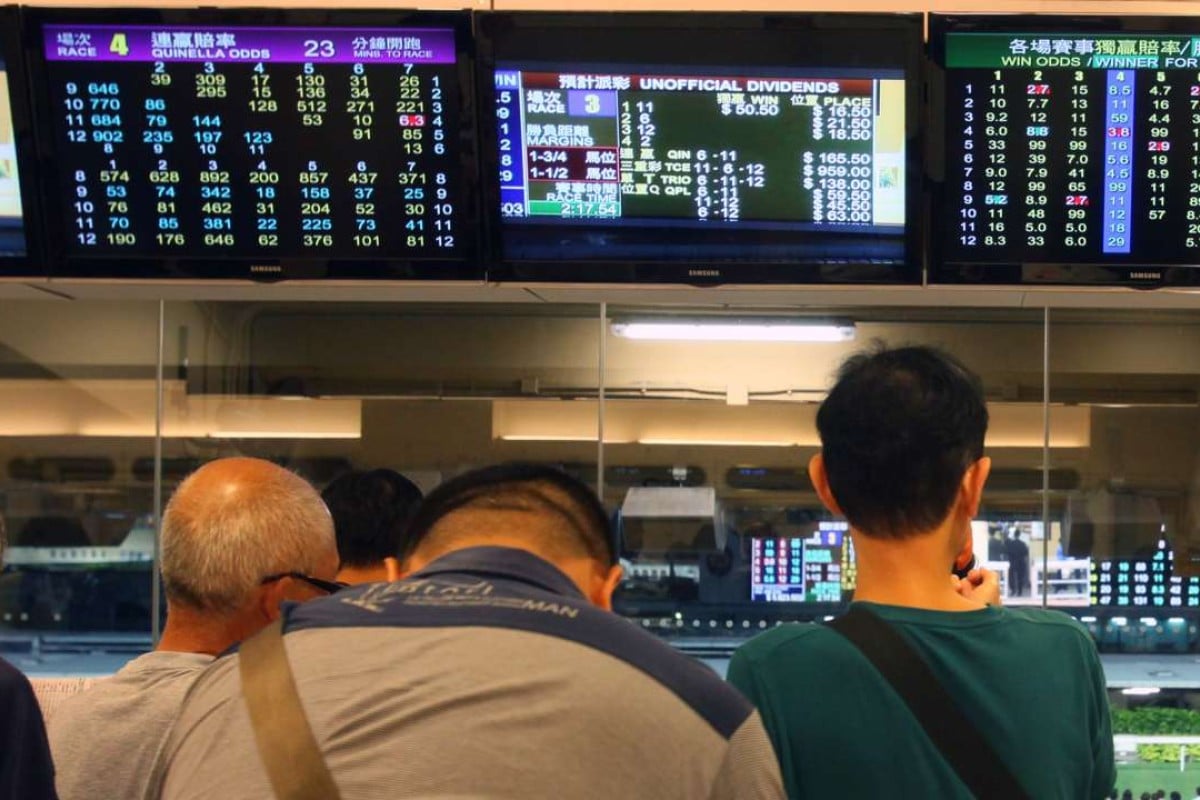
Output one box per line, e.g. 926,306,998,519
827,605,1031,800
239,619,343,800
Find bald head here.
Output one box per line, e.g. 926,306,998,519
161,457,336,615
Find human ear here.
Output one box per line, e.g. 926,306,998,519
960,456,992,519
256,580,288,623
808,454,845,517
590,564,623,612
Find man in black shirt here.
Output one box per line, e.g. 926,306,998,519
0,513,57,800
1006,526,1031,596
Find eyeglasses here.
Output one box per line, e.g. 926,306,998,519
260,572,348,595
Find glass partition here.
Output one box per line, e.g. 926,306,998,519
0,299,159,675
1048,309,1200,656
12,296,1200,686
159,298,604,547
601,305,1049,667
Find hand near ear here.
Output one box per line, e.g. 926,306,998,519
952,568,1002,607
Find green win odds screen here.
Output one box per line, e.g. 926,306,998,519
938,21,1200,283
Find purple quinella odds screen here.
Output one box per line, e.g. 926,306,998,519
40,24,466,261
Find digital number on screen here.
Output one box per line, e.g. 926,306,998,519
41,25,464,261
494,65,908,264
750,523,857,604
943,30,1200,272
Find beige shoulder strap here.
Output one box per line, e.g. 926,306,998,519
238,619,343,800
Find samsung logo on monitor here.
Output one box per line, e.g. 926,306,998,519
250,264,283,274
1129,271,1162,281
688,268,721,278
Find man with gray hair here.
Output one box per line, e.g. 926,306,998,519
49,457,339,800
0,511,59,799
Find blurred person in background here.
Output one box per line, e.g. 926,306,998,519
321,468,422,584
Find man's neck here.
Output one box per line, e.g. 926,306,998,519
850,523,984,612
155,604,239,657
337,563,391,585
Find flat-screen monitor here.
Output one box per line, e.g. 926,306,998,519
750,521,857,603
24,8,478,279
617,486,721,559
621,518,719,558
477,12,923,284
931,15,1200,286
0,6,38,273
1091,539,1200,608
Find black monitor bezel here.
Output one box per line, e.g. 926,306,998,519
22,6,481,281
476,11,925,286
929,14,1200,288
0,6,46,277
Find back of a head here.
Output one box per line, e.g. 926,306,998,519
161,457,335,614
817,345,988,539
321,469,422,568
403,462,614,569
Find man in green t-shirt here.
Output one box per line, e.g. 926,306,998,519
728,345,1114,799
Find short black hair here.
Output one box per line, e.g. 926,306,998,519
816,345,988,539
403,462,614,565
321,469,423,567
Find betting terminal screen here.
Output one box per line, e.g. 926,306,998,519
0,7,35,271
1091,540,1200,608
26,10,477,279
477,13,923,284
750,522,857,603
933,16,1200,286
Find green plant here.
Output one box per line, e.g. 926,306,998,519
1137,744,1200,764
1113,707,1200,736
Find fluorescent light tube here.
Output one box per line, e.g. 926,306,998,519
611,320,855,343
637,438,796,447
207,431,361,440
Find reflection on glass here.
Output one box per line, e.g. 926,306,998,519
0,302,160,677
